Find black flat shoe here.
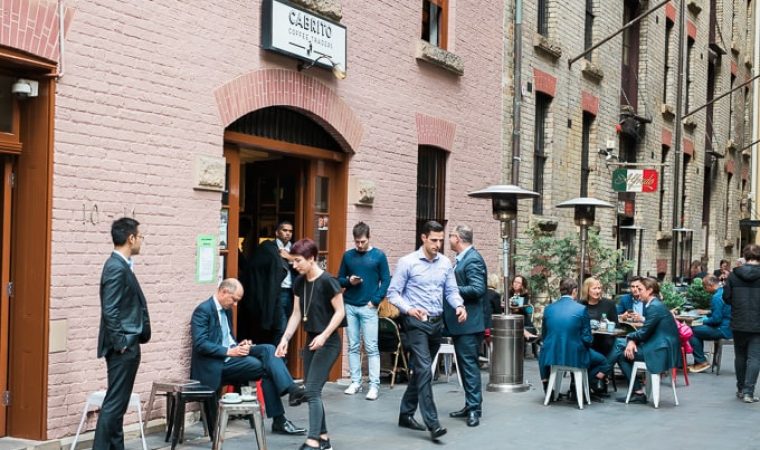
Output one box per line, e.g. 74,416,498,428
398,414,425,431
430,426,447,441
299,443,320,450
466,410,480,427
272,419,306,435
449,406,468,418
289,385,307,407
319,438,333,450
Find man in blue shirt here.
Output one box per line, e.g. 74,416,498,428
338,222,391,400
616,276,646,323
388,220,466,442
689,274,732,373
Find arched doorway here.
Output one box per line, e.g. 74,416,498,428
222,105,350,379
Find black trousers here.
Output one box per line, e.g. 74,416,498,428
400,316,442,430
302,332,341,440
93,345,141,450
453,332,484,413
734,330,760,396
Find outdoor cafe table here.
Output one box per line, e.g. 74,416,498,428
592,328,627,337
675,315,705,326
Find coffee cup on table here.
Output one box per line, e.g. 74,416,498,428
606,322,616,332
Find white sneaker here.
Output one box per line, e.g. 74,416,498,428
365,386,379,400
344,382,362,395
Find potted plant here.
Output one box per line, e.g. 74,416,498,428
660,281,686,311
686,277,712,310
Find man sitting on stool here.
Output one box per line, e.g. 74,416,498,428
191,278,306,435
539,278,604,397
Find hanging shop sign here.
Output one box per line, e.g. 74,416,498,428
612,168,658,192
262,0,347,71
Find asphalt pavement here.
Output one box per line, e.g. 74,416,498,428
121,344,759,450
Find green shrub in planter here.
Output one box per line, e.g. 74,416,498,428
686,278,712,310
660,281,685,311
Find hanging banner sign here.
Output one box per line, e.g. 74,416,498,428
612,168,658,192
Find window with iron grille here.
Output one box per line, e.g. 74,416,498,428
659,145,669,231
416,145,447,247
580,113,593,197
533,93,551,214
663,19,674,104
421,0,449,49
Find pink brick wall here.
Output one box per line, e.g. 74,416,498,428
45,0,504,438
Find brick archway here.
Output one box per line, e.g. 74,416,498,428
214,69,363,152
416,113,456,151
0,0,73,63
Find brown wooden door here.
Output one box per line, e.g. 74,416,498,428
0,157,13,436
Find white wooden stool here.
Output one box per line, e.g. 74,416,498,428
214,400,266,450
625,361,679,408
70,390,147,450
543,365,590,410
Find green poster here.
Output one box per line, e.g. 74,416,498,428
196,234,217,284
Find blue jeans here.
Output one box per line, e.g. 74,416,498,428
273,289,293,345
345,303,380,388
689,325,727,363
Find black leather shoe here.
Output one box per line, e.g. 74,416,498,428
466,410,480,427
289,385,307,407
627,393,648,404
271,419,306,435
430,426,447,441
398,414,425,431
449,406,468,418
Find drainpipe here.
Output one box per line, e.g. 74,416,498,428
508,0,523,280
753,0,759,242
57,0,65,78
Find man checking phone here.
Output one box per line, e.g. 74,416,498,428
338,222,391,400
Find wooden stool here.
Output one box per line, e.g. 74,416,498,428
167,384,216,450
144,379,200,430
214,400,267,450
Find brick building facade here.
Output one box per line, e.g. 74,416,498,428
0,0,505,441
506,0,755,283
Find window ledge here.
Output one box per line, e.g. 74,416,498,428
661,103,675,120
656,231,673,242
415,40,464,76
731,39,741,55
533,34,562,60
725,139,738,152
724,239,734,249
745,54,753,69
687,0,702,15
683,116,697,131
581,59,604,82
533,217,559,233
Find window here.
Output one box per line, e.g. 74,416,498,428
685,38,694,113
702,166,712,226
744,87,751,145
421,0,448,49
682,154,691,217
729,74,736,140
663,19,674,104
538,0,549,36
725,174,733,240
580,113,593,197
533,93,551,214
621,0,640,110
584,0,595,52
416,145,447,247
659,146,670,231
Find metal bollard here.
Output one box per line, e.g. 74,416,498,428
487,314,530,392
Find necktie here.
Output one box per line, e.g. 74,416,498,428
220,310,232,348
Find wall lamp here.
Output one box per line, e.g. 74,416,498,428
297,55,346,80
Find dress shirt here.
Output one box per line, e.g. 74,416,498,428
213,295,235,349
454,245,472,267
112,250,133,271
276,239,293,289
631,297,644,317
387,247,464,316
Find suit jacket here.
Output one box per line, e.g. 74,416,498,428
626,298,680,373
539,296,592,369
191,297,233,391
97,253,151,358
444,247,487,335
243,239,287,333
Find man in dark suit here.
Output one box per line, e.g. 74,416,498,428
538,278,596,391
240,221,295,344
445,224,487,427
191,278,306,435
94,217,151,450
617,277,680,404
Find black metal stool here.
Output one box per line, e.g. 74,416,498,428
167,384,217,450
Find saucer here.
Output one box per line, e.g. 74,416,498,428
241,395,256,402
221,397,243,404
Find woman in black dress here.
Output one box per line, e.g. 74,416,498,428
580,276,618,392
276,239,345,450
